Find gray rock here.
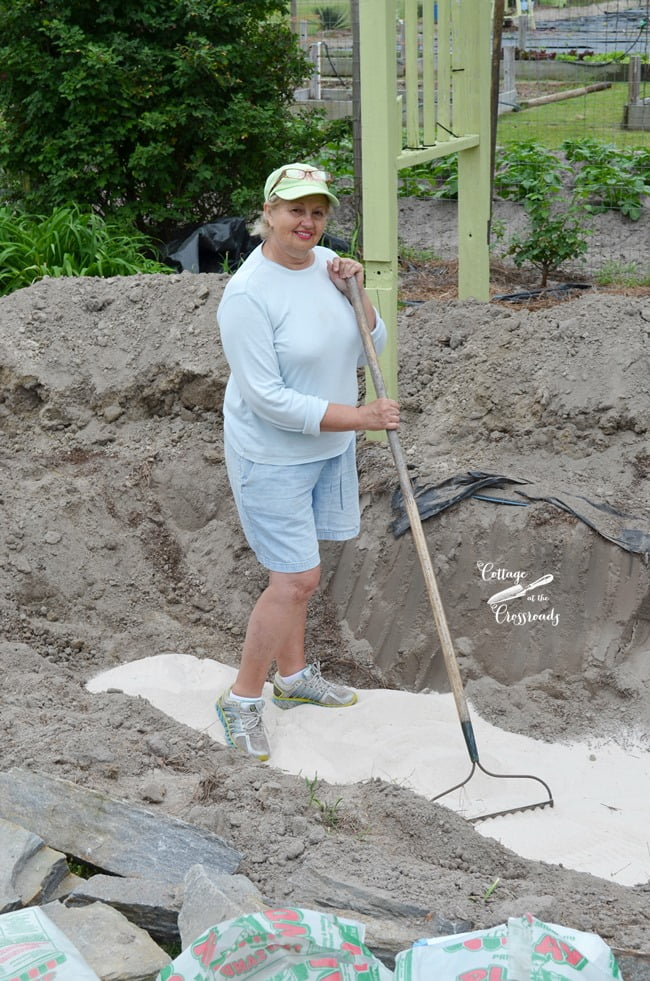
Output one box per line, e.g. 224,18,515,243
178,865,268,948
47,871,88,901
103,402,124,423
67,874,183,944
43,900,171,981
0,818,43,912
289,866,431,919
616,953,650,981
0,817,69,912
0,768,241,885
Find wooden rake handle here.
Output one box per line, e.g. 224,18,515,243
346,276,479,763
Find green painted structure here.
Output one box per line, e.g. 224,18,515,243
358,0,492,399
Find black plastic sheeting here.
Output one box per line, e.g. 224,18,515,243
391,470,650,557
401,284,593,308
162,219,350,274
492,283,593,303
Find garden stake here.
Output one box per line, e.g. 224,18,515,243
346,276,554,822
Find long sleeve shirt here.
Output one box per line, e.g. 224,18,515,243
217,244,387,465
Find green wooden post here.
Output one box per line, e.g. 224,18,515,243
404,0,420,148
437,0,452,141
357,0,491,401
422,0,436,144
358,0,399,401
455,0,492,301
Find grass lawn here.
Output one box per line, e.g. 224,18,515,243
497,82,650,150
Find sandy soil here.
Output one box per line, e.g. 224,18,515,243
0,197,649,960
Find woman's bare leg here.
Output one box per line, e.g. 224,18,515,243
232,566,321,698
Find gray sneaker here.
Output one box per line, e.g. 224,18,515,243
272,662,358,710
216,689,270,761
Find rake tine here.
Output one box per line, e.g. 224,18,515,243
432,760,554,822
346,277,554,820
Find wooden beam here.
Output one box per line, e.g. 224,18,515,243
397,135,480,169
520,82,611,108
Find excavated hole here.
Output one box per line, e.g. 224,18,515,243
320,492,650,745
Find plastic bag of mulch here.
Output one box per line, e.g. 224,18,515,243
0,905,100,980
156,906,393,981
394,913,622,981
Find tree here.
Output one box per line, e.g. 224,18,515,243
0,0,324,238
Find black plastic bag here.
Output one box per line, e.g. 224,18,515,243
163,219,351,274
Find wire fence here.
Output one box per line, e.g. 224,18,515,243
293,1,650,280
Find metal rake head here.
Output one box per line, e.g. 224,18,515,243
431,761,554,823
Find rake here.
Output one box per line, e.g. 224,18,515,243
347,277,554,823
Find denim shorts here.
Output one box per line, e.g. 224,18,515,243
224,438,360,573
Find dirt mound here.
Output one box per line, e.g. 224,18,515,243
1,264,649,955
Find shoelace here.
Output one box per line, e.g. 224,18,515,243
301,662,331,694
241,711,263,733
228,702,263,732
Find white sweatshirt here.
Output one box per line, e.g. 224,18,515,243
217,244,387,465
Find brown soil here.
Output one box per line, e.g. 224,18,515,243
0,196,649,961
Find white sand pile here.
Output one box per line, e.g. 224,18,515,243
88,653,650,888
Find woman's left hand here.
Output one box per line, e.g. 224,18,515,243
327,257,364,294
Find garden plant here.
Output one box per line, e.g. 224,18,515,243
0,205,171,297
0,0,324,239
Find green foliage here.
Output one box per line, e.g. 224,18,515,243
0,205,170,296
314,5,349,30
595,259,650,287
503,201,590,286
494,140,568,203
313,117,355,193
493,141,591,286
561,137,650,220
305,774,343,829
556,50,649,64
398,154,458,198
470,878,501,903
399,242,439,265
0,0,324,238
65,855,108,879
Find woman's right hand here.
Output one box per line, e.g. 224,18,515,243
358,398,400,431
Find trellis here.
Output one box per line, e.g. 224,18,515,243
358,0,492,398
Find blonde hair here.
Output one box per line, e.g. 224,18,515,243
250,198,277,240
250,194,331,240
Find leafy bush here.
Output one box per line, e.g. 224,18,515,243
501,203,591,286
494,140,568,204
561,137,616,165
0,0,324,239
562,137,650,220
0,205,170,296
492,140,592,285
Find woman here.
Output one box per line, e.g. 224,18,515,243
216,162,400,761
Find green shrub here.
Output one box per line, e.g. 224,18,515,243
562,138,650,220
0,0,324,239
0,205,171,296
494,140,568,204
492,140,592,285
502,203,591,287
